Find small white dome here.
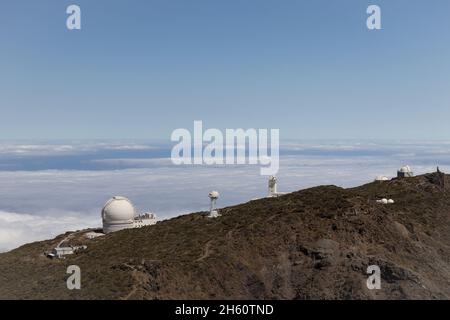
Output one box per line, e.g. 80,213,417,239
381,198,388,204
375,175,389,181
209,191,219,199
387,199,395,204
102,196,135,233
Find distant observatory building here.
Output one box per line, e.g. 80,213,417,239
102,196,157,234
397,165,414,178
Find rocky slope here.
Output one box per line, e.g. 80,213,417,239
0,172,449,299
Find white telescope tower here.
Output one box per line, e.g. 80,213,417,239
268,176,287,197
208,191,220,218
268,176,277,197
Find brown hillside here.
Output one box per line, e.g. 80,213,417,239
0,172,449,299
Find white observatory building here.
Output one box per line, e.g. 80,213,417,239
102,196,157,234
375,175,389,182
397,165,414,178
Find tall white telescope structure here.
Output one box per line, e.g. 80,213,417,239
208,191,220,218
268,176,287,198
268,176,277,197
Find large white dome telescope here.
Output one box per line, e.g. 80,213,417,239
102,196,136,233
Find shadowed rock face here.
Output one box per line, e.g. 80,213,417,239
426,171,446,189
0,172,449,300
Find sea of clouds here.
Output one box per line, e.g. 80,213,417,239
1,140,450,252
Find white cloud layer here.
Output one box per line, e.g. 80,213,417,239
0,211,99,252
0,141,155,156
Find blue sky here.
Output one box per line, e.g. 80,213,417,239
1,0,450,139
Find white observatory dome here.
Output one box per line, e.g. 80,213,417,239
400,165,412,173
375,175,389,181
102,196,136,233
